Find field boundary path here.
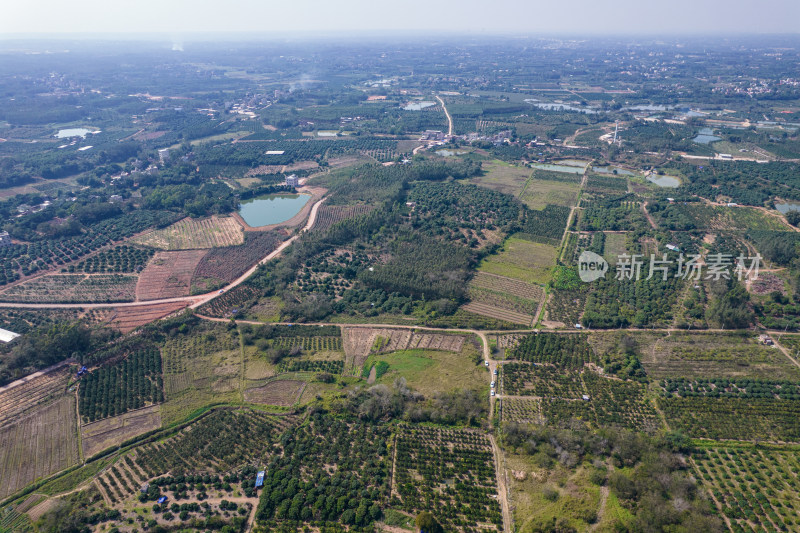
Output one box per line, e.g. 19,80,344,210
489,434,513,533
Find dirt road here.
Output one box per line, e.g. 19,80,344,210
436,95,453,136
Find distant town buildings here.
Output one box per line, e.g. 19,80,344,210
0,231,11,247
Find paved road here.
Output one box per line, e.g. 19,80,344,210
0,197,326,311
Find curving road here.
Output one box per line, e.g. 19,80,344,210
436,95,453,136
0,197,326,310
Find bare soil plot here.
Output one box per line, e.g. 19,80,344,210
107,301,189,333
131,216,244,250
81,405,162,458
25,497,59,523
244,380,305,406
0,274,138,303
136,250,207,301
461,302,534,326
0,365,71,427
341,327,466,374
0,395,80,500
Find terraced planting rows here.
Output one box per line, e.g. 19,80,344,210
0,395,80,500
465,272,542,326
0,273,138,303
135,249,207,301
0,365,71,427
197,284,261,318
191,231,282,290
96,456,149,504
312,204,374,232
131,215,244,250
107,301,189,333
461,302,534,326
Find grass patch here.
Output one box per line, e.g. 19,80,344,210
480,237,558,285
371,346,486,396
521,179,581,210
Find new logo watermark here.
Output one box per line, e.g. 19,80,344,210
578,251,609,282
577,251,762,283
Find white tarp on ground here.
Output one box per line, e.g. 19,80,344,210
0,328,20,343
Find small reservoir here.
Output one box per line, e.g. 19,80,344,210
238,194,311,227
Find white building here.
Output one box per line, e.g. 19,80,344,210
0,231,11,247
0,328,20,343
285,174,300,188
158,148,170,163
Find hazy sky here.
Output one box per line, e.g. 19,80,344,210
2,0,799,37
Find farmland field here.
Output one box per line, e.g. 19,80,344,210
107,301,189,333
134,409,295,480
693,446,800,532
394,425,503,532
131,215,244,249
465,271,544,326
78,346,164,422
479,237,558,285
642,332,800,380
159,324,242,424
341,327,465,375
659,396,800,441
191,231,283,291
243,379,305,406
0,273,137,303
500,365,659,432
135,249,207,300
312,204,374,232
464,159,531,197
461,301,535,326
365,346,485,396
520,178,581,210
70,244,154,273
0,395,80,500
80,405,162,458
0,365,71,427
